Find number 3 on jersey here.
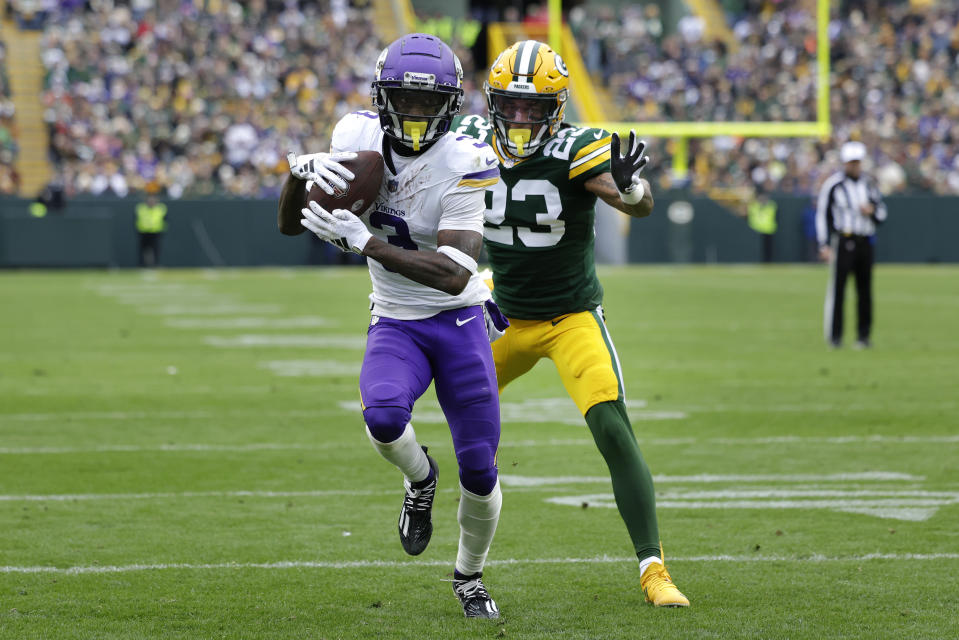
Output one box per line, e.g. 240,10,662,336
484,179,564,248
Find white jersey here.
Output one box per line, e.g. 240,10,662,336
331,111,500,320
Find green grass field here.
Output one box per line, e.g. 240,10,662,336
1,265,957,639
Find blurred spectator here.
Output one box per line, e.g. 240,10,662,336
9,0,54,30
0,37,20,195
573,1,959,196
41,0,384,199
32,0,959,200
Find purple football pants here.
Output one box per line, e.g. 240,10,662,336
360,305,500,496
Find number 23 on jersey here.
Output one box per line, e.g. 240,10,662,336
484,179,564,248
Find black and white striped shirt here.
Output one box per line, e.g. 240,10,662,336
815,171,887,246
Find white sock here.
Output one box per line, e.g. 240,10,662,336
365,423,430,483
455,480,502,576
639,555,663,577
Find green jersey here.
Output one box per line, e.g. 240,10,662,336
452,114,613,320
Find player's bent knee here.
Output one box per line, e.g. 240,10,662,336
585,401,637,457
456,443,498,495
363,405,411,443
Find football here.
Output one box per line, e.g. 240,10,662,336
306,150,384,217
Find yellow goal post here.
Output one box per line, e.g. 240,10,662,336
548,0,832,178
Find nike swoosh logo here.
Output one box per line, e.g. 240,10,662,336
593,131,603,139
486,158,497,166
551,315,571,326
456,316,477,327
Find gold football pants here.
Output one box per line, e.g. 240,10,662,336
492,306,624,415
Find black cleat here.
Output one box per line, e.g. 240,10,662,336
452,572,500,619
398,446,438,556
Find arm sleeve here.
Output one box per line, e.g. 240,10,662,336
815,180,833,247
330,119,349,154
329,111,376,154
438,187,487,235
568,129,612,184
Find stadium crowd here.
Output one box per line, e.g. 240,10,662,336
28,0,959,199
40,0,382,198
0,37,19,195
574,0,959,196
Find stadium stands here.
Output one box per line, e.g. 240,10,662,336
573,1,959,196
0,35,20,195
27,0,959,199
40,1,383,198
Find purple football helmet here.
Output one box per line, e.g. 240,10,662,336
371,33,464,151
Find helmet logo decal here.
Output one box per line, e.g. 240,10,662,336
506,81,536,93
453,56,464,88
374,48,388,80
403,71,436,88
554,53,569,77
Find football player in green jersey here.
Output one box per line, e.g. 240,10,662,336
452,40,689,607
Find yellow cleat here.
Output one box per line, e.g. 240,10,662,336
640,549,690,607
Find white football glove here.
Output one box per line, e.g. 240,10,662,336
287,151,357,195
300,201,372,255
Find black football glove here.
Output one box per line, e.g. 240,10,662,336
609,130,649,196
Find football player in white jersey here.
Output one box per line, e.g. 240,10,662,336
277,33,505,619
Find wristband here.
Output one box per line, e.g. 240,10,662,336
437,245,478,274
619,179,645,205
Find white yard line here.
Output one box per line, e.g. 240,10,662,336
0,443,340,455
0,473,932,502
204,335,366,348
655,488,959,499
0,489,393,502
673,402,959,413
500,472,921,486
2,553,957,575
142,305,283,315
167,317,334,329
0,433,955,453
1,409,345,422
258,360,361,377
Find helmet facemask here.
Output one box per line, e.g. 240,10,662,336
372,85,462,151
485,40,570,159
485,89,567,158
371,34,465,152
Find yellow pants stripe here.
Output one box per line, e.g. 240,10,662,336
589,306,625,401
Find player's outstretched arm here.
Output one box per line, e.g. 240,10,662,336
586,172,653,218
278,174,308,235
585,130,653,218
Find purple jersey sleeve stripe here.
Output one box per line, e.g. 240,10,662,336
461,168,499,181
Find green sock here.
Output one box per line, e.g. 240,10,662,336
584,400,661,561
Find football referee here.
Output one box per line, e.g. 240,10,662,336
815,141,888,349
